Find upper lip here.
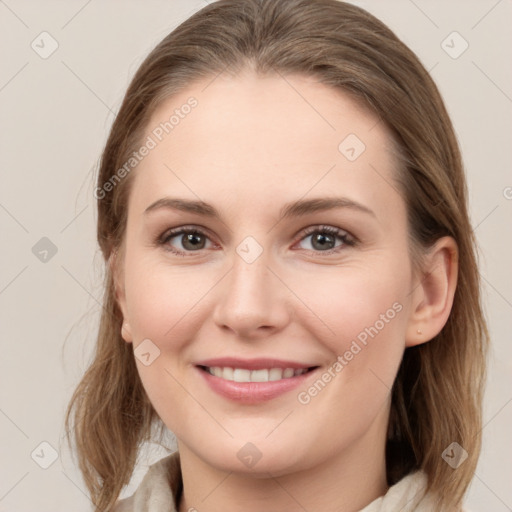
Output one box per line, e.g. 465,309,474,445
195,357,318,370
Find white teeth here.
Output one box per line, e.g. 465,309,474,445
233,369,251,382
269,368,283,381
206,366,309,382
250,369,269,382
222,367,234,380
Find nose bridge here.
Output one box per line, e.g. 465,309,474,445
231,241,270,297
212,236,289,336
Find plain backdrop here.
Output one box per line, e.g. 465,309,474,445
0,1,511,510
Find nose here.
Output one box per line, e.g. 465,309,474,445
212,247,291,340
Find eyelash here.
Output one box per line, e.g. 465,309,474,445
156,224,357,258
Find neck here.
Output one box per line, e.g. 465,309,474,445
177,406,390,512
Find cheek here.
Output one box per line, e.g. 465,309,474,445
291,261,410,417
290,269,408,438
123,256,210,432
292,263,409,352
124,254,212,343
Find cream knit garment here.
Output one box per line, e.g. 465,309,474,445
113,452,470,512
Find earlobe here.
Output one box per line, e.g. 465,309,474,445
405,237,458,347
121,322,133,343
109,248,133,343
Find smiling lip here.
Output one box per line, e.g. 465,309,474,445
195,357,319,404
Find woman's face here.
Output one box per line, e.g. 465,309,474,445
116,70,421,475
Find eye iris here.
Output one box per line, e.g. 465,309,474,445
312,232,335,250
183,232,205,250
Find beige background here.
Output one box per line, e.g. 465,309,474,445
0,0,511,510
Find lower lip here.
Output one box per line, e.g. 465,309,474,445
197,367,317,404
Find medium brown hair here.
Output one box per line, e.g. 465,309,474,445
65,1,489,510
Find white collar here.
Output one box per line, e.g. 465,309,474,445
114,451,468,512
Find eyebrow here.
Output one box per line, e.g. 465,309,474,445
144,196,376,220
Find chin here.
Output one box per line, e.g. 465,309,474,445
192,436,312,477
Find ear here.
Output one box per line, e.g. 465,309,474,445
405,236,458,347
109,248,133,343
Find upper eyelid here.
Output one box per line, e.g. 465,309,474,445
301,225,351,237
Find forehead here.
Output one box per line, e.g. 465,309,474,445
128,70,403,221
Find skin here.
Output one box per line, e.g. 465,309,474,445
114,69,458,512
